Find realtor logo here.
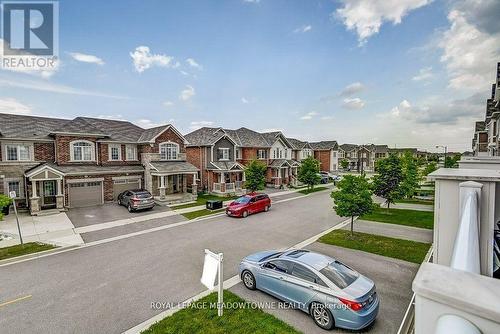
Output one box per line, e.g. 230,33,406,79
1,1,58,70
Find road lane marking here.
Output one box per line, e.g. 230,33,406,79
0,189,334,268
122,216,353,334
0,295,32,308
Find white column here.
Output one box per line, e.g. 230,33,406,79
242,171,246,182
160,175,165,188
192,172,197,185
57,179,63,196
32,180,38,198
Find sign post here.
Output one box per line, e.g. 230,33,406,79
201,249,224,316
9,191,23,245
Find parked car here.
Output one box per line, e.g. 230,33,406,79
318,173,329,184
117,189,155,212
226,193,271,218
239,249,379,330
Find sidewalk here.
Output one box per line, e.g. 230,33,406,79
0,212,84,248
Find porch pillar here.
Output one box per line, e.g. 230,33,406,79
159,176,166,199
30,180,40,214
192,172,198,196
182,174,187,193
56,179,64,209
242,171,246,182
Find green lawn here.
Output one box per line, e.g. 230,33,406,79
396,198,434,205
0,242,56,261
143,290,301,334
318,230,431,264
172,194,239,210
182,208,225,220
361,207,434,229
298,186,328,195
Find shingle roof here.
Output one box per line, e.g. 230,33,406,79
51,117,107,136
0,113,70,140
310,141,338,150
207,161,245,170
236,127,271,147
149,161,199,173
286,138,308,150
137,125,172,143
184,127,228,146
184,127,271,147
339,144,358,152
25,162,144,175
79,117,144,142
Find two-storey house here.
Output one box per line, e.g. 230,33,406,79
0,114,198,214
310,141,339,172
339,143,359,171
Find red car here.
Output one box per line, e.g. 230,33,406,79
226,193,271,218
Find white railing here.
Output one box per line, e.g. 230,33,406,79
235,181,244,189
433,181,482,334
225,183,235,192
213,183,222,192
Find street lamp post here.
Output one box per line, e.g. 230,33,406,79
436,145,448,167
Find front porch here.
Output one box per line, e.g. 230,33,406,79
25,165,66,215
152,173,198,205
269,160,300,188
211,171,246,196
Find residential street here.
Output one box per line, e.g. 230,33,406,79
0,190,348,334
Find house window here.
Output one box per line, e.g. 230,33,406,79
160,142,178,160
218,148,230,161
109,144,122,161
6,180,22,198
5,144,31,161
71,141,94,161
126,145,137,161
257,149,267,159
333,152,337,158
284,148,288,159
235,148,241,159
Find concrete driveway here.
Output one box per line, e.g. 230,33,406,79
231,242,419,334
67,203,171,227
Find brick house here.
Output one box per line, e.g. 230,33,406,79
0,114,198,214
310,141,339,172
185,127,301,193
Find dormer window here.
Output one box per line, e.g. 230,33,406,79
159,142,178,160
71,141,95,161
218,148,230,161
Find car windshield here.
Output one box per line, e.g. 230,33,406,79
234,196,251,204
319,260,359,289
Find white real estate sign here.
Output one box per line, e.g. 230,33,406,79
200,249,224,316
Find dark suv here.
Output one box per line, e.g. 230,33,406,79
117,189,155,212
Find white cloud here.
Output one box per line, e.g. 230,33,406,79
189,121,214,131
96,114,125,120
294,25,312,33
0,76,128,99
321,115,335,120
186,58,202,69
438,6,500,92
300,111,319,120
241,97,250,104
260,128,284,133
134,119,174,128
68,52,104,65
0,98,32,115
335,0,431,44
412,67,433,81
340,82,364,96
342,97,365,110
163,101,174,108
130,46,176,73
179,85,195,101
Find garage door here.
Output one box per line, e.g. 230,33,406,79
113,179,140,200
68,181,103,208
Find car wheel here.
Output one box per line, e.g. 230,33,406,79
310,302,334,330
264,205,269,212
242,210,248,218
242,270,256,290
127,204,133,213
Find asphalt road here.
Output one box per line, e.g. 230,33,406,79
0,190,346,334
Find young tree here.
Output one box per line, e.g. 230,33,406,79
399,151,420,199
297,156,321,190
444,154,461,168
244,159,267,192
331,174,374,236
340,159,349,170
422,162,438,176
372,154,403,208
0,194,13,221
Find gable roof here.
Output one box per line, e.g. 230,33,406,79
79,117,144,142
261,131,293,148
286,138,310,150
339,143,358,152
310,141,338,150
184,126,272,148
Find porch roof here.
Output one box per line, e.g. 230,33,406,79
149,161,199,174
269,159,297,168
207,161,245,171
24,162,145,176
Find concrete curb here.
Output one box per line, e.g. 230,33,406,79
0,244,80,267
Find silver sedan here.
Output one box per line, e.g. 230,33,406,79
239,249,379,330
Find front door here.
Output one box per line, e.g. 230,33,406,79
172,175,178,193
42,180,57,208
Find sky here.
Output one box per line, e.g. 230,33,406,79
1,0,500,152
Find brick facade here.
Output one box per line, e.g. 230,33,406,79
34,142,55,162
55,135,98,165
314,150,331,172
